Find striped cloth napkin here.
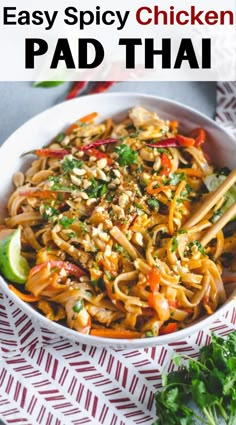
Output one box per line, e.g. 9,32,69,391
0,84,236,425
216,82,236,138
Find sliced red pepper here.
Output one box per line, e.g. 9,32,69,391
190,128,206,148
176,134,195,147
146,267,160,292
29,260,86,279
66,81,87,100
81,138,118,151
89,81,116,94
86,148,112,165
159,322,178,335
160,153,172,176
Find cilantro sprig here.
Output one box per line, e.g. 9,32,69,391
86,178,107,198
153,331,236,425
115,144,138,166
62,157,83,174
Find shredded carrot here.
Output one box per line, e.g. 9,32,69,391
169,120,178,132
147,182,176,195
177,168,203,178
19,190,59,200
66,112,98,135
66,123,80,136
159,322,177,335
168,300,178,308
79,112,98,123
159,153,172,176
203,303,214,315
90,328,142,339
168,180,186,235
8,284,39,302
147,267,160,292
103,118,113,139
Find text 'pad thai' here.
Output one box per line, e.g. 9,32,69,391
1,107,235,339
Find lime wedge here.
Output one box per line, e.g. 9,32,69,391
0,227,29,283
203,174,226,192
204,173,236,222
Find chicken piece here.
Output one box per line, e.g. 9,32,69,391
65,297,91,334
129,107,170,139
75,124,106,144
86,305,124,325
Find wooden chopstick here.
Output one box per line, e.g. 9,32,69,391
182,170,236,229
200,201,236,247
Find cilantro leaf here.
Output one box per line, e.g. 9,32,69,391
62,157,83,173
171,235,178,252
166,172,186,186
57,133,66,143
154,331,236,425
86,178,107,198
42,205,60,221
147,197,159,210
115,144,138,166
188,240,206,256
59,216,75,228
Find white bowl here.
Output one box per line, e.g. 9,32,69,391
0,92,235,348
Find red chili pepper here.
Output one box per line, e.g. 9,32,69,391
87,148,113,165
160,153,172,176
159,322,178,335
190,128,206,148
29,260,86,279
34,149,70,158
81,138,118,151
66,81,87,100
146,138,179,148
146,134,195,149
89,81,116,94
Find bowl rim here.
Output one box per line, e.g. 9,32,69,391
0,91,235,347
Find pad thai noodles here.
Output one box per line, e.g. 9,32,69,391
1,107,235,339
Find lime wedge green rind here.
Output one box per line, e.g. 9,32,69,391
0,228,30,284
203,173,236,222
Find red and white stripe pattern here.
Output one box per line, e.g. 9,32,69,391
0,286,235,425
1,86,236,424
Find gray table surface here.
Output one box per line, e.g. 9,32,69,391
0,82,216,146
